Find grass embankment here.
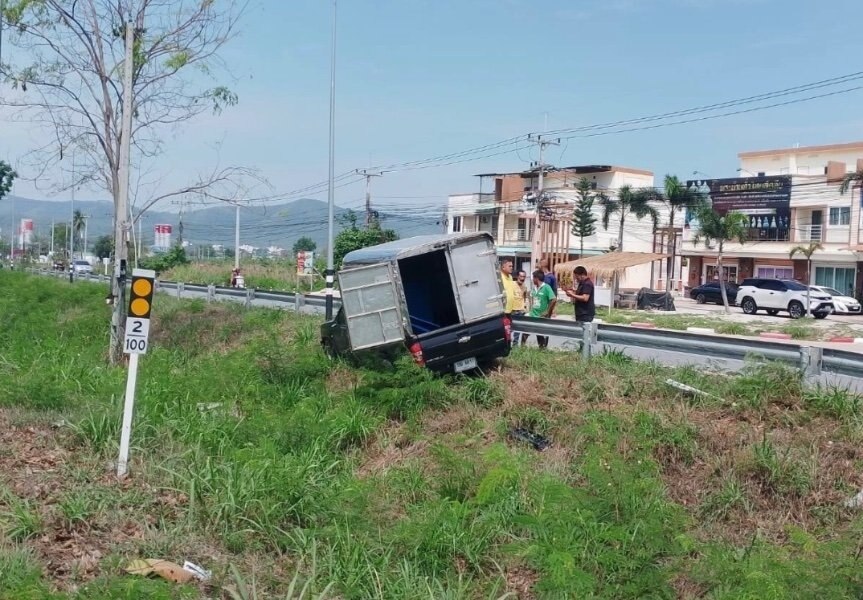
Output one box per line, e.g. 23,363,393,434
555,302,860,341
2,271,863,598
161,260,313,293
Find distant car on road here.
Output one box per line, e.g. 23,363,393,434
689,281,739,305
737,278,833,319
72,260,93,274
809,285,861,315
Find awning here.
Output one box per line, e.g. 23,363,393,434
554,251,668,284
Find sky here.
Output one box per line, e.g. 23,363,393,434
3,0,863,220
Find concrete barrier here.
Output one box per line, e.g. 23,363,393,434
686,327,716,334
631,322,656,329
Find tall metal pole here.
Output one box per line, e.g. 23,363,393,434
70,151,75,259
528,134,559,271
234,203,240,270
83,215,89,257
325,0,337,320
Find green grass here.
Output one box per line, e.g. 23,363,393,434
3,271,863,598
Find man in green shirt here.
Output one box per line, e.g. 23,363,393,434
530,269,557,348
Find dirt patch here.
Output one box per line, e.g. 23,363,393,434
504,564,539,599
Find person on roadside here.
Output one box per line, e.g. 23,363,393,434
530,269,557,349
540,258,558,296
500,259,516,317
511,269,528,346
564,265,596,323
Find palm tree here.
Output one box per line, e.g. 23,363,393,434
599,185,659,252
691,207,748,314
789,242,823,318
654,175,706,296
72,210,85,258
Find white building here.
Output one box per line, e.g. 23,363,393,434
447,165,667,291
680,141,863,297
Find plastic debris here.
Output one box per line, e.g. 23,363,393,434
664,378,719,401
509,427,551,452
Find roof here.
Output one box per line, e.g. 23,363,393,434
473,165,653,178
739,140,863,158
341,232,493,265
554,252,668,280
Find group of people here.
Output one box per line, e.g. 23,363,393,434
500,258,595,349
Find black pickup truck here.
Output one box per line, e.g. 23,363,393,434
321,232,511,374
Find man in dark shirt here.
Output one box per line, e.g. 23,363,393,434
564,266,595,322
540,258,558,296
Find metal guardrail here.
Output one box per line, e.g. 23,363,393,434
24,268,863,381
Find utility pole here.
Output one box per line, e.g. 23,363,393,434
49,218,54,255
70,152,75,259
356,169,382,226
325,0,338,321
110,21,135,365
234,202,241,270
528,134,560,271
82,215,90,257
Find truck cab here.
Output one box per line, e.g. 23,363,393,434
321,232,511,374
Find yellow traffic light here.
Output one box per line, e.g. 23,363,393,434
128,271,155,319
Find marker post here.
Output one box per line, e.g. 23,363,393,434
116,268,155,478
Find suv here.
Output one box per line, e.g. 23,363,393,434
737,278,833,319
71,260,93,274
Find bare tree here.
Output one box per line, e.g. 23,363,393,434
0,0,247,363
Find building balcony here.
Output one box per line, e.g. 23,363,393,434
503,228,533,244
797,225,824,243
745,228,790,242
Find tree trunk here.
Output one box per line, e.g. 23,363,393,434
718,245,730,314
580,236,584,259
805,258,811,318
617,216,625,252
665,210,675,295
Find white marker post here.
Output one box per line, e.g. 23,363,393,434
117,268,155,478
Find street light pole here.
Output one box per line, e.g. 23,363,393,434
325,0,337,321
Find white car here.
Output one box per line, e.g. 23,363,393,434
809,285,861,315
737,278,833,319
72,260,93,274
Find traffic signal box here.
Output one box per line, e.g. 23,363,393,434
128,272,155,319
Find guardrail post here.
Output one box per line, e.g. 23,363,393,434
295,293,306,312
177,282,184,299
582,322,597,359
799,346,822,380
245,288,254,309
207,284,215,302
154,279,160,292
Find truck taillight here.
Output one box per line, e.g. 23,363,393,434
409,341,425,366
503,316,512,343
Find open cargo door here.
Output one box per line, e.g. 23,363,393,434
449,238,505,322
338,262,405,350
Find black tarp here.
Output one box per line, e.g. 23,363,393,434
636,287,676,311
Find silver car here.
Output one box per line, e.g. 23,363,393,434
72,260,93,274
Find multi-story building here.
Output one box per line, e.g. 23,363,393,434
681,141,863,299
446,165,666,290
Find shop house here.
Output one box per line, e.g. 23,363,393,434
680,141,863,299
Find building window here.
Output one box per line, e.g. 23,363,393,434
829,207,851,226
756,266,794,280
452,216,462,232
815,266,856,296
705,264,738,283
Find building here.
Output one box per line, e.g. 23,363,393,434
681,141,863,298
446,165,666,290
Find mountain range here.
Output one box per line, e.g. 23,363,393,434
0,196,444,252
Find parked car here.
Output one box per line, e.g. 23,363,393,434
321,232,511,374
737,278,833,319
52,260,66,271
689,281,739,305
71,259,93,274
809,285,861,315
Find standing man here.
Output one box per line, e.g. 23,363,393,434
512,269,528,346
500,259,516,317
564,265,596,323
530,269,557,349
540,258,558,296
